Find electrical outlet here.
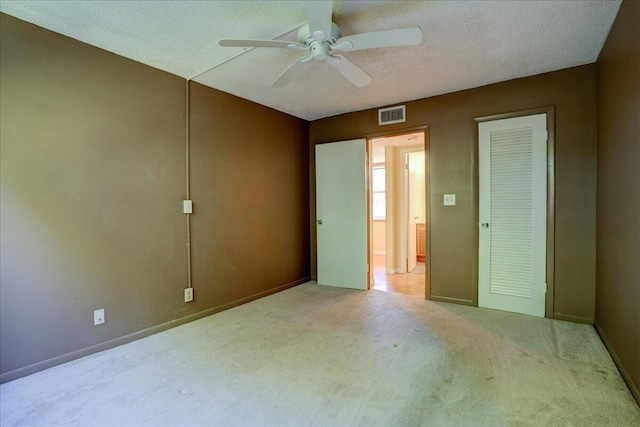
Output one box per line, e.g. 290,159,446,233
184,287,194,303
444,194,456,206
94,309,105,326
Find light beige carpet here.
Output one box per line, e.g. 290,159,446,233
1,282,639,426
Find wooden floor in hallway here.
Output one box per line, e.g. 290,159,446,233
372,254,425,298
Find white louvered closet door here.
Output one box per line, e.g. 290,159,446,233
478,114,547,317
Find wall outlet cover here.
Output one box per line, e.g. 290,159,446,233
94,309,105,326
444,194,456,206
184,287,194,302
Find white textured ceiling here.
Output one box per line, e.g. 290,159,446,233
0,1,621,120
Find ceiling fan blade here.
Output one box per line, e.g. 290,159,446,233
326,54,372,88
304,0,333,41
271,57,310,88
219,39,304,49
332,27,423,52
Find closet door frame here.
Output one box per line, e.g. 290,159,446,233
474,106,555,318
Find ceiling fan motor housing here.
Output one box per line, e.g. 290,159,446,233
298,22,342,61
297,22,341,45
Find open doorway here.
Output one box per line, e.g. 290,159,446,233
369,131,427,298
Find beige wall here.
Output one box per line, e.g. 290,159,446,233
385,146,400,272
373,221,386,254
310,65,597,320
595,0,640,404
371,136,425,272
388,146,425,273
0,14,310,381
409,151,426,224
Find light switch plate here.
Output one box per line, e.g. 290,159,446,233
94,309,105,326
444,194,456,206
183,200,193,214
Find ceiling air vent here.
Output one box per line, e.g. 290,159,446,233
378,105,406,125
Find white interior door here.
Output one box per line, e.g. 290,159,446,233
478,114,547,317
407,154,418,272
316,139,367,290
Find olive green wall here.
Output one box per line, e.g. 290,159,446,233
595,0,640,404
3,3,633,391
310,65,597,321
189,83,310,309
0,14,309,381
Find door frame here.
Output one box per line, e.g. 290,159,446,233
400,147,425,274
365,125,431,299
473,106,556,318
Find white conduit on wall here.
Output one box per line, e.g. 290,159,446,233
181,23,305,290
185,79,192,288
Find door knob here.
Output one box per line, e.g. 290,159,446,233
481,222,489,228
317,220,323,225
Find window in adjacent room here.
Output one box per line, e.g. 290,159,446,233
372,164,386,220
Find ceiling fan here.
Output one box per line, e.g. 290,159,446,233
218,1,423,88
